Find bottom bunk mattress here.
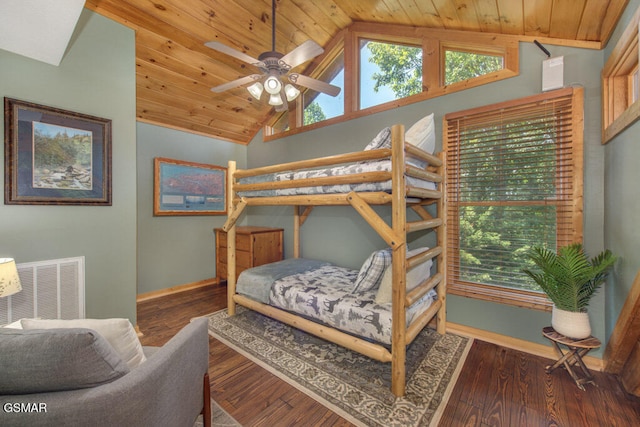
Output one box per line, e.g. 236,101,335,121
235,258,437,345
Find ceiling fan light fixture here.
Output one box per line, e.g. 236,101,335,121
206,0,339,109
284,84,300,102
247,82,264,100
268,93,284,106
264,75,282,94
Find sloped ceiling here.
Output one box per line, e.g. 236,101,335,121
0,0,85,66
85,0,629,145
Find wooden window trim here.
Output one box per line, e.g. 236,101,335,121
444,87,584,311
264,23,518,142
356,35,422,111
439,41,511,90
602,5,640,144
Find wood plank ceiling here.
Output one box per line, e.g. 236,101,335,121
85,0,629,145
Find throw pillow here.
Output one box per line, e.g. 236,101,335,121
405,113,435,154
352,248,392,293
405,114,435,169
363,127,392,151
21,318,146,369
0,328,129,394
375,247,433,304
2,319,24,328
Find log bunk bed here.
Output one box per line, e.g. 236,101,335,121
220,119,446,397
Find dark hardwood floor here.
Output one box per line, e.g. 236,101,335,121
137,284,640,426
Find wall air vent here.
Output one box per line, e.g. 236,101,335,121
0,256,85,325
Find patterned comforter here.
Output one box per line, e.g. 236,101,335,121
265,264,437,345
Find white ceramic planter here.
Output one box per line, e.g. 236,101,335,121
551,306,591,339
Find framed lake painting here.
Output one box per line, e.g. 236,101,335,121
153,157,226,216
4,98,112,205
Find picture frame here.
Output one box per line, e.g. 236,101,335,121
4,98,112,205
153,157,226,216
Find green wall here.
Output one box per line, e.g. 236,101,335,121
135,123,247,294
0,11,137,322
2,3,632,354
245,40,609,351
603,0,640,339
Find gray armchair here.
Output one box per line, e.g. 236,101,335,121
0,318,211,427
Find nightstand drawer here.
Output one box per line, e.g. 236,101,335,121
214,226,283,282
217,232,252,252
217,247,252,268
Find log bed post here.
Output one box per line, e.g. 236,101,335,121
227,160,237,316
436,151,447,334
294,206,300,258
390,124,408,397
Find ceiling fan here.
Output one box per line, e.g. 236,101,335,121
205,0,341,111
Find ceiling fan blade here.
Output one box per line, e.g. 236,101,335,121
211,74,262,93
205,41,265,68
289,74,341,97
280,40,324,69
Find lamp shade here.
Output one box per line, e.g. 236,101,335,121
247,82,263,100
0,258,21,298
268,93,283,106
284,84,300,102
264,76,282,95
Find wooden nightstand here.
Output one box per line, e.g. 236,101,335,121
214,226,283,283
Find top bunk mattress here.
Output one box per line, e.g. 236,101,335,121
237,158,437,198
236,120,439,199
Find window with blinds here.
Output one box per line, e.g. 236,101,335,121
444,87,584,309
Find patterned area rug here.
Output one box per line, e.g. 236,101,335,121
208,307,472,427
193,398,241,427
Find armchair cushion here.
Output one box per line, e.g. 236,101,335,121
21,318,146,369
0,318,210,427
0,328,129,394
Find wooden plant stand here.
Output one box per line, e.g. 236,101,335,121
542,326,601,391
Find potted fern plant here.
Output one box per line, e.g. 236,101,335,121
523,243,617,339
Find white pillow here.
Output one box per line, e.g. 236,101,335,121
375,247,433,304
21,318,146,369
2,319,26,329
405,113,435,155
352,248,392,293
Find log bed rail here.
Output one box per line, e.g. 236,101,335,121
221,124,446,397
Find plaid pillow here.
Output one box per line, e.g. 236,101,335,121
352,248,392,293
362,127,392,151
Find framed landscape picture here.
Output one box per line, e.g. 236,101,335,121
4,98,112,205
153,157,226,216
